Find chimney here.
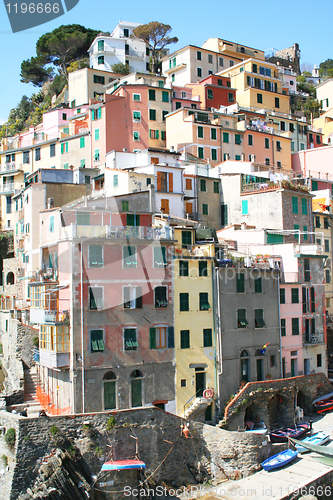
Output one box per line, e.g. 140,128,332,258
47,197,54,209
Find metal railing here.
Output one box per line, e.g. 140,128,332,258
303,333,325,345
183,388,206,416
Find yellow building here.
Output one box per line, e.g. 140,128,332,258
313,194,333,315
219,59,290,114
173,226,217,420
313,108,333,146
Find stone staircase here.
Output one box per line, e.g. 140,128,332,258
23,366,41,416
184,396,213,421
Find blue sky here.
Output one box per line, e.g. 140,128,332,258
0,0,332,125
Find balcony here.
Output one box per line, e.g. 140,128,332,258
172,92,201,102
1,162,18,172
280,272,299,283
241,180,279,194
30,309,69,325
294,244,323,256
39,349,70,369
61,224,174,241
1,182,14,193
303,333,325,345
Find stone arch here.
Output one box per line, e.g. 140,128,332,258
6,272,14,285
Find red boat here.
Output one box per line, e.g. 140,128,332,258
312,391,333,414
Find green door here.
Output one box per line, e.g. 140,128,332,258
195,370,206,397
256,359,264,381
104,381,116,410
131,379,142,407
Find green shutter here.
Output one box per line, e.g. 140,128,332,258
80,137,85,148
292,196,298,214
242,200,248,215
167,327,174,348
302,198,308,215
150,328,156,349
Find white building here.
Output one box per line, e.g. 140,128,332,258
89,21,150,74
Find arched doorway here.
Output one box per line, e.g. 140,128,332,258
6,272,14,285
103,371,117,410
240,350,250,383
130,370,144,407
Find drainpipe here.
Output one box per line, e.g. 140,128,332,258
211,259,218,418
80,242,85,413
277,277,283,378
216,267,222,416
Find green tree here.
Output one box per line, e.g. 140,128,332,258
296,75,316,98
111,63,132,75
20,24,99,86
132,22,178,73
319,58,333,77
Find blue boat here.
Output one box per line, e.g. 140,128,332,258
261,449,298,471
295,432,330,454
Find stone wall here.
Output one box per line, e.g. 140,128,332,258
221,372,332,431
0,406,272,499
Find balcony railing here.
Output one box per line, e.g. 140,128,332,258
1,162,17,172
1,183,14,193
303,333,325,345
61,224,174,241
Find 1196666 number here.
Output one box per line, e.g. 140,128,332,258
6,2,60,13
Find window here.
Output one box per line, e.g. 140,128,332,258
186,178,192,190
149,89,156,101
89,245,103,267
242,199,248,215
326,269,331,283
49,143,56,157
291,141,295,152
280,288,285,304
197,51,201,61
182,230,191,248
257,93,263,104
155,286,167,308
324,239,330,253
229,60,234,67
123,28,129,37
324,217,330,229
248,134,253,146
304,259,310,282
162,91,169,103
235,134,242,145
228,92,234,103
80,159,86,168
315,216,321,228
150,326,173,349
149,109,156,121
281,318,286,336
180,330,190,349
180,293,189,311
210,128,217,140
211,149,217,161
124,328,138,351
122,200,129,211
49,216,54,232
93,74,105,84
91,330,104,352
89,287,103,310
97,39,104,51
200,179,206,192
197,67,202,77
199,261,208,277
255,309,265,328
179,260,189,277
23,151,30,164
219,57,224,67
202,203,208,215
223,132,229,143
292,196,298,214
198,147,204,159
237,309,248,328
133,131,140,141
203,328,212,347
162,110,168,121
123,246,137,268
61,142,68,154
275,97,280,108
292,318,299,335
35,148,41,161
199,292,210,310
214,181,219,193
254,277,262,293
98,56,104,65
317,353,322,367
264,137,270,149
153,246,167,268
124,287,142,309
291,288,299,303
237,273,245,293
133,93,141,101
207,89,213,99
235,155,241,161
197,126,204,138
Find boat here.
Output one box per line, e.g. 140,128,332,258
261,449,298,471
290,437,333,466
101,459,146,471
313,396,333,414
269,422,310,443
294,432,330,453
